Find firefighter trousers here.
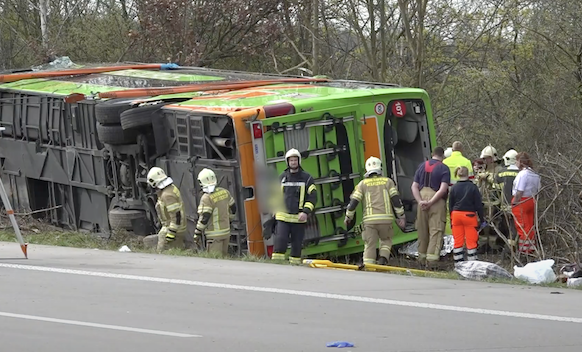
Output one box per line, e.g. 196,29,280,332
272,220,305,264
157,227,186,252
416,187,446,263
206,233,230,256
451,210,478,262
362,222,394,264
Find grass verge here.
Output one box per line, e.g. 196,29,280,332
0,228,274,264
0,226,578,290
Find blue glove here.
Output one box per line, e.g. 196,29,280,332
160,63,179,70
326,341,354,348
478,221,487,231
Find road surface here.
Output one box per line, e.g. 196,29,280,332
0,242,581,352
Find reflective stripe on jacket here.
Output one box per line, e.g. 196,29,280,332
156,184,187,234
347,175,404,224
196,187,235,237
275,169,317,224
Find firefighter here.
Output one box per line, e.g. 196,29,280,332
194,168,236,256
448,166,485,262
411,147,451,268
147,167,187,252
476,145,503,252
272,148,318,265
344,156,406,266
496,149,520,252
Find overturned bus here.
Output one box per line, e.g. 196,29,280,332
0,63,438,258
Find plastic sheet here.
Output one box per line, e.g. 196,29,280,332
398,235,454,258
514,259,557,284
31,56,78,71
454,260,514,280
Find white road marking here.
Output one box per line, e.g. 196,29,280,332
0,311,201,338
1,262,581,324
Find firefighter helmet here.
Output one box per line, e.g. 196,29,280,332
147,167,171,189
197,168,217,187
285,148,302,166
480,145,498,160
503,149,518,166
365,156,382,177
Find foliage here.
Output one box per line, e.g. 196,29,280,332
1,0,581,260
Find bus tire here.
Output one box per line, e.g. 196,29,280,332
120,103,168,131
108,208,147,230
95,98,138,124
96,123,138,145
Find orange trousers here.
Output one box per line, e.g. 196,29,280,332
451,211,479,250
511,196,535,253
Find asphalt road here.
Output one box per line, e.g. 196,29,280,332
0,242,582,352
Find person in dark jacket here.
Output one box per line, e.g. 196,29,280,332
271,148,318,265
448,166,485,262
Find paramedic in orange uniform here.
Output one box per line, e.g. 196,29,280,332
448,166,485,262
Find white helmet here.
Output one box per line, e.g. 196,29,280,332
444,147,453,158
503,149,518,166
197,168,217,193
285,148,301,167
480,145,498,160
147,167,172,189
365,156,382,177
197,168,217,187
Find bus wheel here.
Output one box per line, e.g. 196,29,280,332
108,208,146,231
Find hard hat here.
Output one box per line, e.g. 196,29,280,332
197,168,217,187
503,149,518,166
480,145,498,160
285,148,301,166
365,156,382,177
444,147,453,158
147,167,169,189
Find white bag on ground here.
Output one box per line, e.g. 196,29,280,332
513,259,556,284
454,260,513,280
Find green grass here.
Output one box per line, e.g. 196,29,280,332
0,229,275,264
0,228,579,290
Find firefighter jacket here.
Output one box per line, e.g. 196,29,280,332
196,187,236,238
155,184,187,239
477,163,502,206
275,168,317,224
345,175,405,225
495,166,519,211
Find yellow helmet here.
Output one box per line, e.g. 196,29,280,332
285,148,301,167
365,156,382,177
147,167,169,189
197,168,217,187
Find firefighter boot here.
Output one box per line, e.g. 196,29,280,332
378,256,389,266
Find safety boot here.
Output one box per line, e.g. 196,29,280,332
377,256,389,266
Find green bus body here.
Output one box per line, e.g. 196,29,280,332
0,65,446,258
